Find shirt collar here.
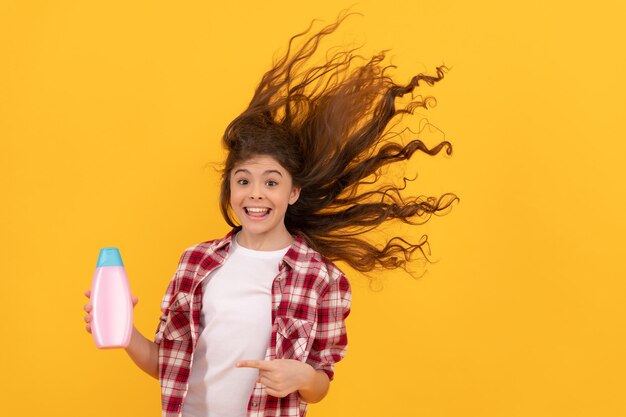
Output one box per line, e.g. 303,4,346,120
215,228,311,271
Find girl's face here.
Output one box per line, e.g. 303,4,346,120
229,155,301,250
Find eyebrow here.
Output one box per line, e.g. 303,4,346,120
233,168,283,177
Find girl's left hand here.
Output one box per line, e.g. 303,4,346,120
236,359,316,398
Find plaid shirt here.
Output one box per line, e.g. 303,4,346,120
154,229,351,417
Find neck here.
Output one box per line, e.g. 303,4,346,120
236,228,293,251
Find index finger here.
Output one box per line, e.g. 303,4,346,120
236,360,273,371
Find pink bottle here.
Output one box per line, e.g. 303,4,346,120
90,247,133,348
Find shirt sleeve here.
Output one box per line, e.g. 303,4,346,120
307,272,351,381
153,251,186,344
153,283,174,344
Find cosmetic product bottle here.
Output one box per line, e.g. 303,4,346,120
90,248,133,348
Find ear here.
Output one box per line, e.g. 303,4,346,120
289,186,301,205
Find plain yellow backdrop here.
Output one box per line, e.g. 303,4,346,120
1,1,625,416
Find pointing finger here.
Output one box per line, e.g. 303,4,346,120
236,360,273,371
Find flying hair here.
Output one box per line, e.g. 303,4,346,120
219,11,460,277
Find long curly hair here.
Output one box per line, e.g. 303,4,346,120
219,12,459,275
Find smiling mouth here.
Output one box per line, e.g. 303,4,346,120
245,207,271,217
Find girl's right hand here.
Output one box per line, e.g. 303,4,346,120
83,290,139,334
83,290,93,334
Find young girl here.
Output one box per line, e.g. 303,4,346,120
84,12,458,417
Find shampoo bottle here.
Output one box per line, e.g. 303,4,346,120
90,247,133,348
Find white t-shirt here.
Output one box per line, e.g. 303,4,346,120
181,237,290,417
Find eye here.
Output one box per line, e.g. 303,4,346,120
266,180,278,187
237,178,249,185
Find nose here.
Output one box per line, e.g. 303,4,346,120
248,183,264,200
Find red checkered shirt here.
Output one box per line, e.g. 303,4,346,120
154,229,351,417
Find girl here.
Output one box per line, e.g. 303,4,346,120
84,12,458,417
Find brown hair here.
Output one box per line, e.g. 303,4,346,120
220,12,459,275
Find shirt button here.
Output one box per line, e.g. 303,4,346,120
252,401,259,407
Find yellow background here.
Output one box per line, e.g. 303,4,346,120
1,1,625,416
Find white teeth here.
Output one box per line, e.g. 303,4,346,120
246,207,269,213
